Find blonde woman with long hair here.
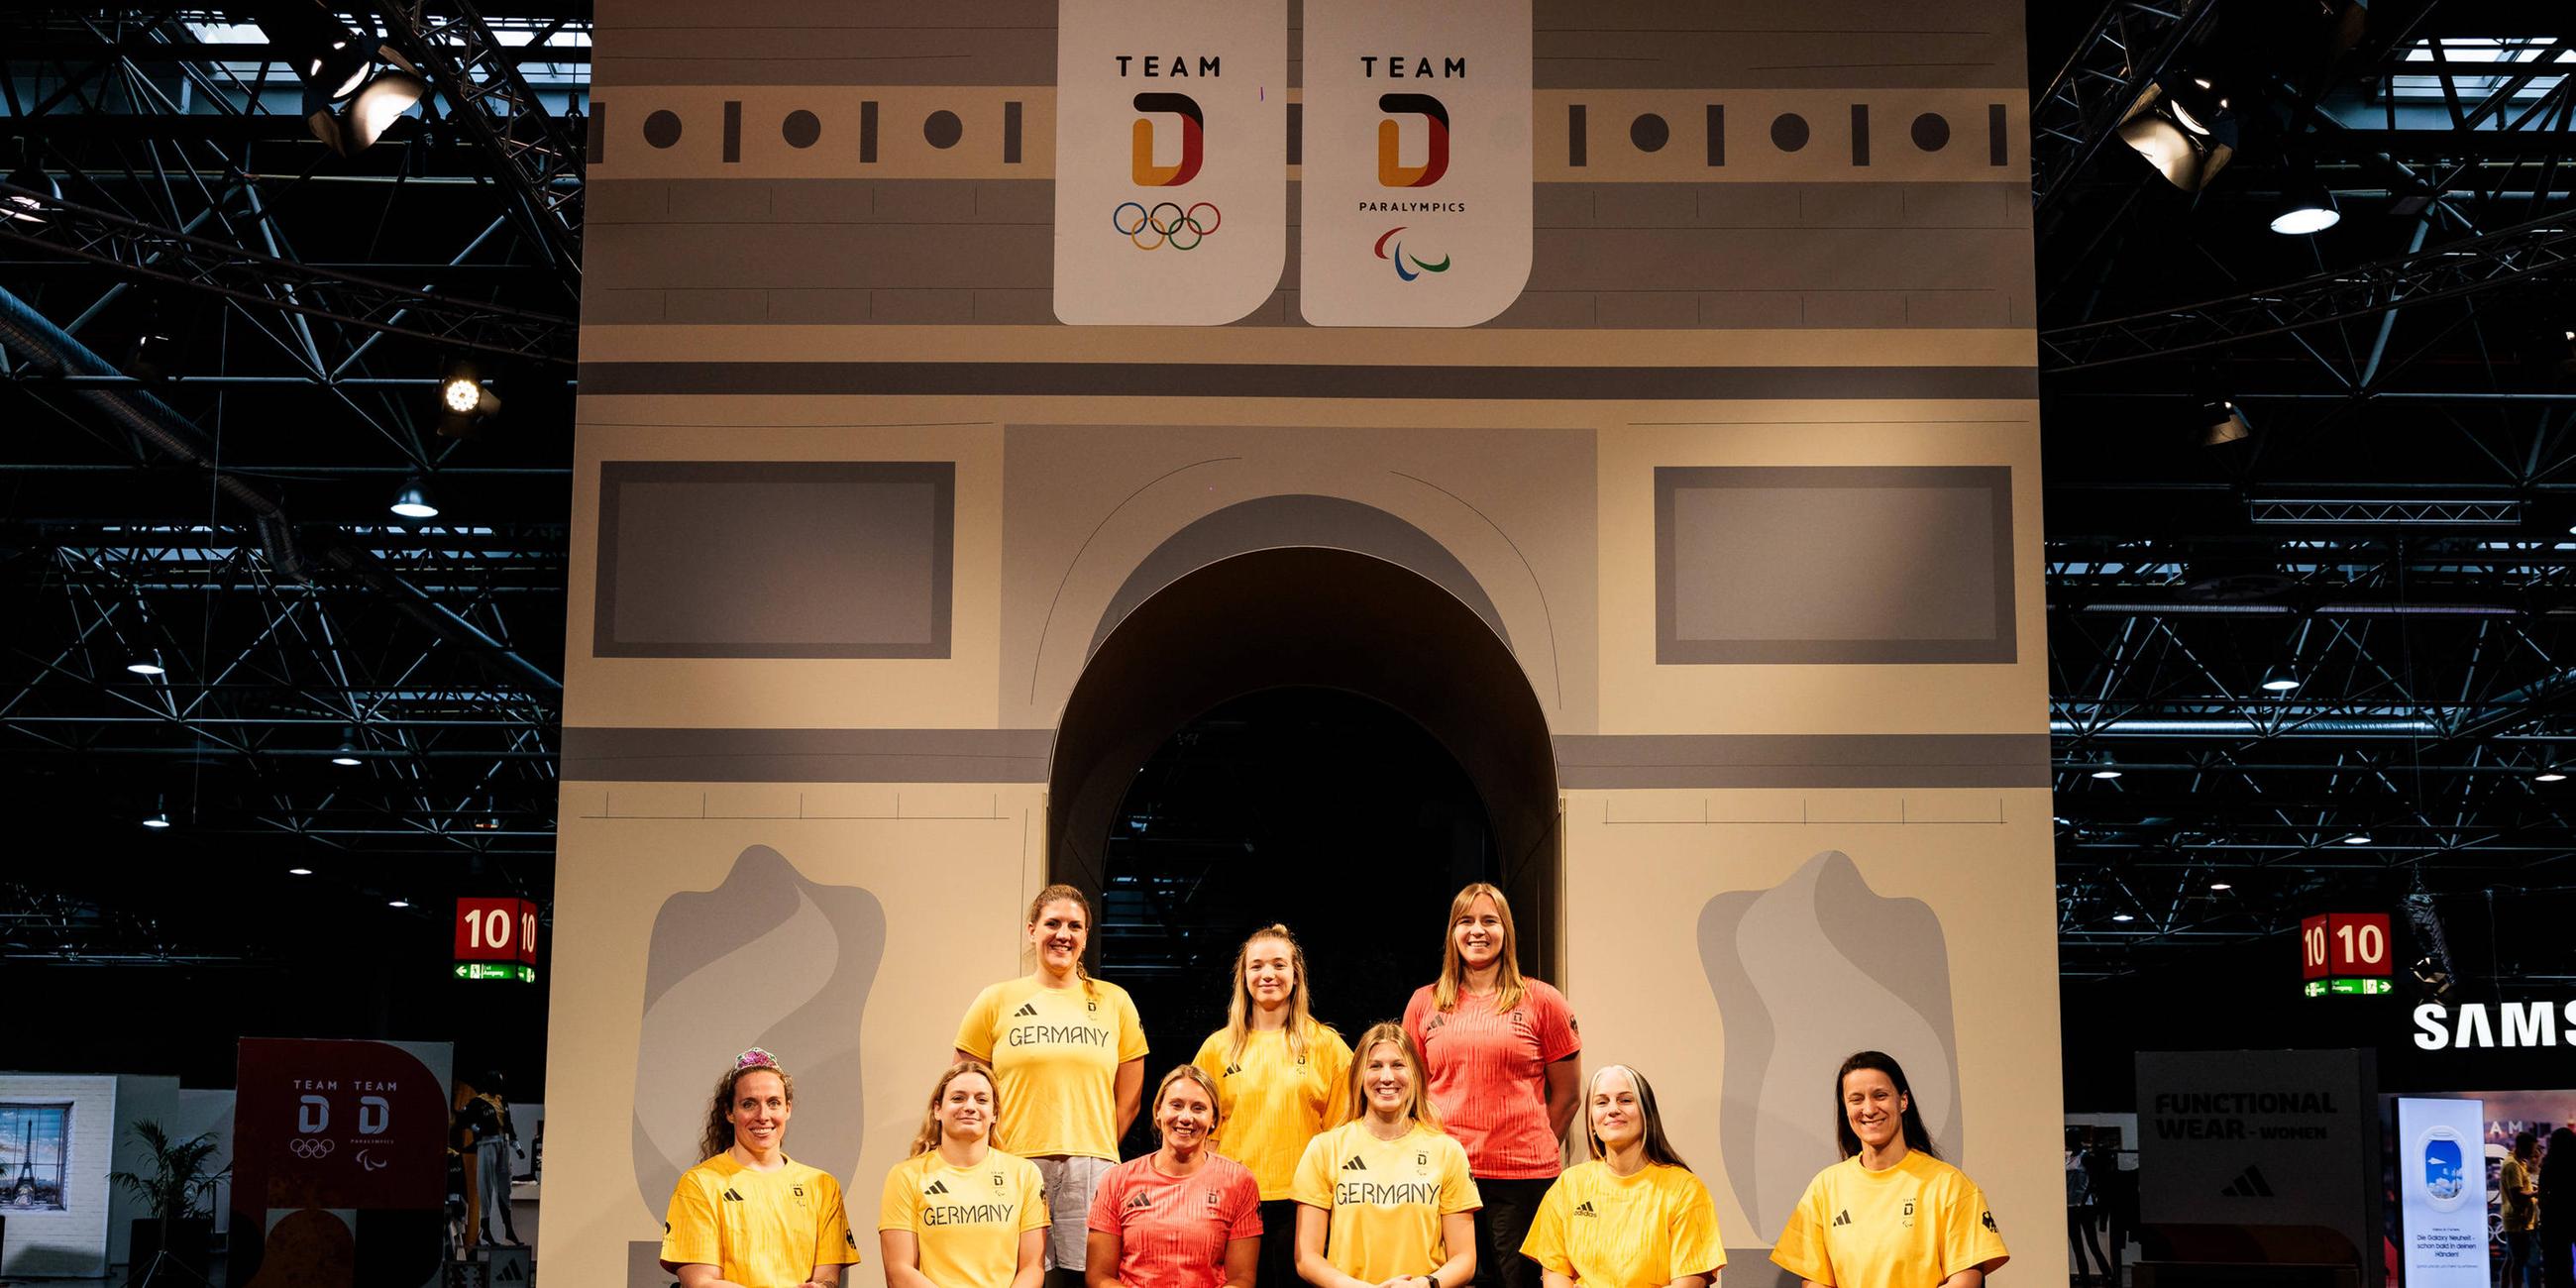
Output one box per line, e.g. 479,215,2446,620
1403,883,1581,1288
1293,1022,1480,1288
660,1047,863,1288
1084,1065,1262,1288
955,885,1148,1288
1193,924,1354,1288
879,1061,1048,1288
1520,1064,1724,1288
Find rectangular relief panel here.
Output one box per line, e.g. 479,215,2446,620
593,461,954,658
1656,465,2013,664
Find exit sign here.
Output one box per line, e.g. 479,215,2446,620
2304,977,2394,999
453,963,537,984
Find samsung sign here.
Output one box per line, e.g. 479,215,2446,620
2411,1001,2576,1049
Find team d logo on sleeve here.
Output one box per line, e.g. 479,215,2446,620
1053,0,1288,325
1299,0,1532,326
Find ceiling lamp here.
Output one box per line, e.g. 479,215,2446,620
2537,767,2567,784
331,726,363,767
142,795,171,829
257,1,427,157
2340,832,2372,845
4,140,59,224
389,476,440,520
126,651,167,677
287,866,314,876
2117,73,2238,193
2110,912,2136,922
2208,881,2234,892
2269,164,2341,235
2259,667,2300,693
2089,760,2124,780
2200,397,2253,446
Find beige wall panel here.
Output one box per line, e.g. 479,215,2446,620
1561,786,2064,1285
542,782,1043,1288
564,419,1003,730
1597,414,2047,735
577,325,2038,367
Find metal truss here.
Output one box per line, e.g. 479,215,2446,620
2029,0,2224,215
0,881,276,967
0,187,578,363
374,0,587,280
2039,211,2576,371
2245,497,2523,526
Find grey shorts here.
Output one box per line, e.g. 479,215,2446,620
1031,1152,1115,1271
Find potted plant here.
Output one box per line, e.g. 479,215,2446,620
109,1120,226,1277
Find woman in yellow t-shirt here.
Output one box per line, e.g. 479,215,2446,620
1192,923,1354,1288
954,884,1149,1288
1770,1051,2008,1288
1293,1021,1481,1288
1521,1064,1724,1288
880,1060,1049,1288
660,1048,863,1288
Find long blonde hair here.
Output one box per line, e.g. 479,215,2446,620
1342,1021,1443,1132
1432,882,1528,1013
698,1056,796,1162
1026,883,1100,1000
1220,923,1337,1066
909,1060,1001,1157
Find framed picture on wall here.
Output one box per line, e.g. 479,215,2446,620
0,1103,73,1211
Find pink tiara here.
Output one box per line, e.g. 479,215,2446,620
735,1047,780,1070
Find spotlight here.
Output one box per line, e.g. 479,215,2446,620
126,651,167,677
331,726,362,767
2270,165,2340,235
2200,397,2254,446
436,360,501,437
4,140,59,224
323,54,428,156
2116,73,2237,192
2259,668,2300,693
259,1,426,156
389,477,440,520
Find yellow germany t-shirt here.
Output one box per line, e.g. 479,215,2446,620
1521,1160,1726,1287
661,1153,862,1288
955,975,1150,1160
1193,1024,1354,1200
1771,1151,2008,1288
878,1148,1050,1288
1292,1121,1480,1283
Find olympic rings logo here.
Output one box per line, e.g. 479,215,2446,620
289,1137,336,1158
1113,201,1221,251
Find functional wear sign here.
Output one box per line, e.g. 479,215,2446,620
2396,1098,2487,1288
2134,1048,2379,1273
1299,0,1533,325
1053,0,1288,324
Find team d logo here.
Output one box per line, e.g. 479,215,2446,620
1300,0,1531,326
1054,0,1287,325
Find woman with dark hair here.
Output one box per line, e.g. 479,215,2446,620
1294,1022,1482,1288
957,885,1150,1288
880,1060,1048,1288
1519,1064,1725,1288
2541,1127,2576,1288
1086,1065,1263,1288
1404,883,1582,1288
661,1047,863,1288
1194,923,1353,1288
1770,1051,2008,1288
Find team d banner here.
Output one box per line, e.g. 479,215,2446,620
2396,1097,2489,1288
1052,0,1288,325
1299,0,1533,326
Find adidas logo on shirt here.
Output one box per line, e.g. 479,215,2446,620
1125,1191,1153,1211
1226,1064,1243,1077
1342,1156,1369,1171
926,1180,949,1196
722,1188,746,1203
1571,1201,1597,1218
1014,1002,1039,1018
1831,1209,1852,1227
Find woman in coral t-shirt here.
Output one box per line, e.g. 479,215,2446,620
1085,1065,1262,1288
1403,883,1582,1288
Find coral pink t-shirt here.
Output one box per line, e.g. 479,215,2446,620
1086,1152,1262,1288
1402,979,1581,1178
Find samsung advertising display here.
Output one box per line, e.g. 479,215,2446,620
2395,1098,2488,1288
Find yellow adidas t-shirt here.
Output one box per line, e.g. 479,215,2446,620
1193,1024,1353,1200
878,1148,1049,1288
955,975,1150,1160
1771,1150,2008,1288
661,1153,861,1288
1292,1121,1480,1283
1521,1159,1725,1287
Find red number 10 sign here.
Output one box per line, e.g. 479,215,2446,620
455,897,540,964
2300,912,2391,979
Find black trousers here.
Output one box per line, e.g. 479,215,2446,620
2543,1226,2576,1288
1471,1177,1552,1288
1260,1199,1307,1288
